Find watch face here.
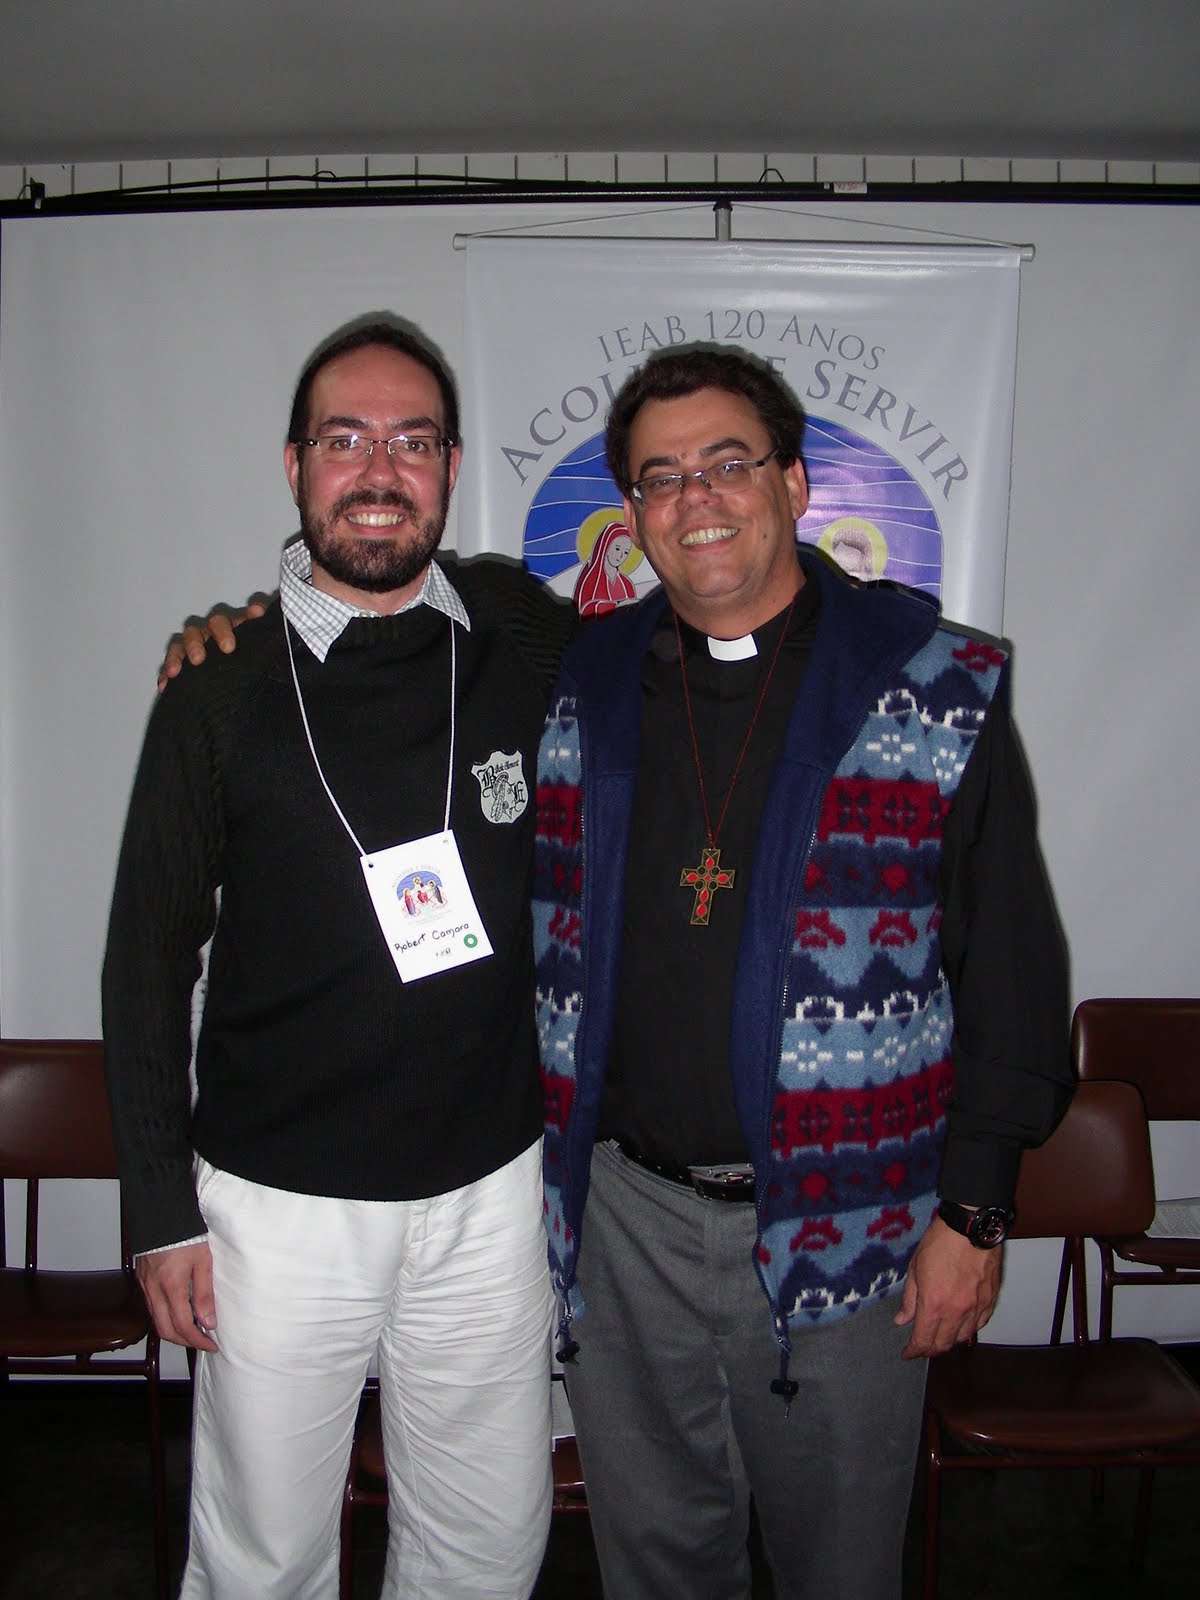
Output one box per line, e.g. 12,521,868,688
968,1207,1011,1248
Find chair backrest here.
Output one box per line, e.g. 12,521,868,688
0,1040,116,1178
1072,997,1200,1119
1011,1079,1155,1240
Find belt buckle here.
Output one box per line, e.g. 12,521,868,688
687,1163,755,1202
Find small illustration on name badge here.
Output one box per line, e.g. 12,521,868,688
395,871,449,919
471,749,529,824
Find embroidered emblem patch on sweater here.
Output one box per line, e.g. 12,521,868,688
472,749,529,824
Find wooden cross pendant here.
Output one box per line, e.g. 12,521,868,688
680,846,736,926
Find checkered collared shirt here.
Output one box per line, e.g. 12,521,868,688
279,539,470,662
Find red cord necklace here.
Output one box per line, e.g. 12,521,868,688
674,597,797,926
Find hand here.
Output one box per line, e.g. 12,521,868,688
135,1240,220,1351
156,596,269,691
893,1214,1002,1360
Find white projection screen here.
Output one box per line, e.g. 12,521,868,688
1,197,1198,1360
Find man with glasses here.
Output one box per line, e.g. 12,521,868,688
104,319,572,1598
535,345,1071,1597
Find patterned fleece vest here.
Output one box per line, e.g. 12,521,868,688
535,624,1008,1344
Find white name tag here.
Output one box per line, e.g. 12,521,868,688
360,831,493,983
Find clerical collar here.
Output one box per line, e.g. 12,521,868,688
707,633,757,661
694,585,815,663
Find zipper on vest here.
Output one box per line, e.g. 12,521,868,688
755,801,821,1411
554,696,588,1365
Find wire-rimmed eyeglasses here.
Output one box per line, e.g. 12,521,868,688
299,432,452,465
629,449,780,505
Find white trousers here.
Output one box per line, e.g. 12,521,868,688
182,1139,553,1600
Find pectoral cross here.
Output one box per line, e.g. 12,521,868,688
680,846,736,927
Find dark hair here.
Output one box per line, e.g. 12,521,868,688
604,344,805,492
287,316,460,448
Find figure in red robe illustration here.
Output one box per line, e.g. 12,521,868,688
572,520,636,618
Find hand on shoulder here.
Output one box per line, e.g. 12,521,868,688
156,595,272,691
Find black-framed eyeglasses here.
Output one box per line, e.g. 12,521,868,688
299,432,451,464
628,449,780,505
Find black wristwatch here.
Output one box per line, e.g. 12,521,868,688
937,1200,1013,1249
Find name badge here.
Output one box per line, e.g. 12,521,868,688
360,830,493,983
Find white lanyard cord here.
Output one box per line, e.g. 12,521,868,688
283,611,457,854
443,619,457,833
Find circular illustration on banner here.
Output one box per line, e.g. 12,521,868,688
522,417,942,611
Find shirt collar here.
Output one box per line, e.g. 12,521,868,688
278,539,470,663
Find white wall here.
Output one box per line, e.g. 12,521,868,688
2,197,1197,1370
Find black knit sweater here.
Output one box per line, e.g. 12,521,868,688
102,557,573,1254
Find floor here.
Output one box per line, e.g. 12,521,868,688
1,1357,1198,1599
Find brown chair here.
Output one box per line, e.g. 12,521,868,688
1053,998,1200,1341
922,1079,1200,1600
339,1376,589,1598
0,1039,167,1600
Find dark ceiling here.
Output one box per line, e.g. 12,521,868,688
3,1,1197,168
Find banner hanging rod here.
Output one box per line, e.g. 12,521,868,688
451,228,1036,260
451,194,1038,254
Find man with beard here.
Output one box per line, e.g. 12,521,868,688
103,319,573,1599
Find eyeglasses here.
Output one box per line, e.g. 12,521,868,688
299,432,451,464
629,449,780,505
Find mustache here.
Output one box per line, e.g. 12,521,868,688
330,487,419,521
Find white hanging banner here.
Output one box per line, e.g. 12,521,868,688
458,237,1020,634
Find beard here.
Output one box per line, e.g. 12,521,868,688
299,482,448,595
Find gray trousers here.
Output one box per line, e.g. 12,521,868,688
566,1141,928,1600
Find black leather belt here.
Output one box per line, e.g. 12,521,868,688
614,1139,756,1202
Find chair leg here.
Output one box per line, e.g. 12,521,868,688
1069,1237,1090,1341
147,1339,168,1600
922,1414,942,1600
1050,1237,1073,1343
1098,1244,1116,1342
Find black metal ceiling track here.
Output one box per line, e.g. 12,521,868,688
2,175,1198,220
